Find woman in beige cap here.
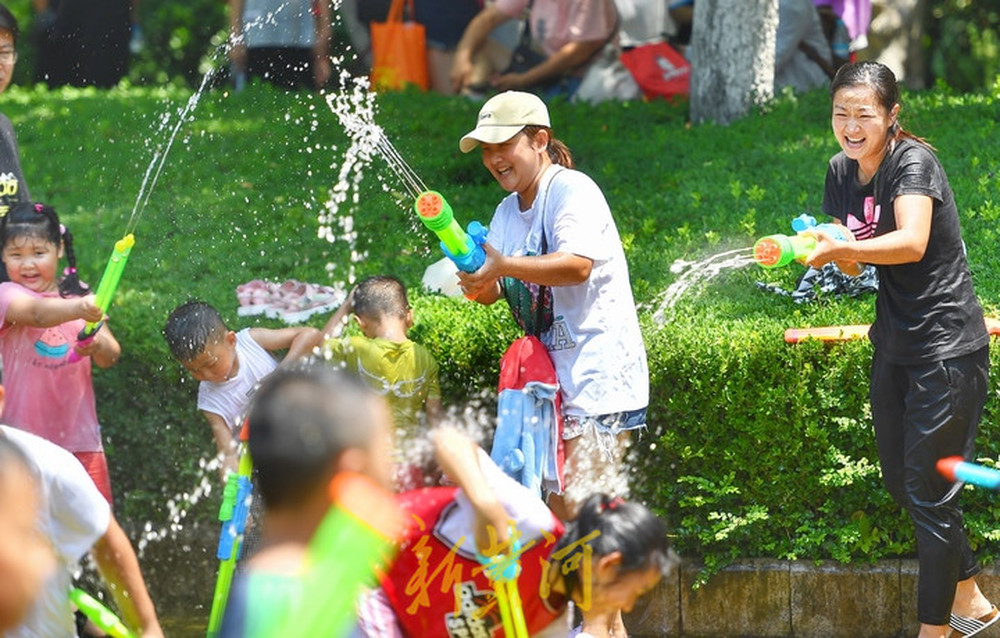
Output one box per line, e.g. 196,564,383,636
459,87,647,553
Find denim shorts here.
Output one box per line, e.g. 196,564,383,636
563,407,647,440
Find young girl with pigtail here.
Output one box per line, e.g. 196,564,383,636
356,427,678,638
0,202,120,503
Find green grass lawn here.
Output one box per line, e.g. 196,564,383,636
4,79,1000,576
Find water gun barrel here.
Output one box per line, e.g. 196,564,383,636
415,190,486,273
937,456,1000,490
69,589,135,638
753,223,846,269
80,234,136,339
278,472,401,636
206,450,253,637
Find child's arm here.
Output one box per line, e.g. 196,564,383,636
91,516,164,638
203,411,239,481
3,293,104,328
321,287,355,339
248,326,323,366
73,323,121,369
433,427,511,552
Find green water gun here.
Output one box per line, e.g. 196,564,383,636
276,472,401,637
753,214,848,269
206,424,253,638
70,588,135,638
476,531,529,638
67,233,135,363
415,190,487,273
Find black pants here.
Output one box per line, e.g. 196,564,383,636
871,346,990,625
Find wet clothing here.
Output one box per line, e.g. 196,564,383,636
197,329,278,435
0,283,102,453
0,114,30,217
823,138,990,626
357,449,570,637
1,425,110,638
486,164,648,420
323,336,441,444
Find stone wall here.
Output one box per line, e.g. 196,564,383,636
625,558,1000,637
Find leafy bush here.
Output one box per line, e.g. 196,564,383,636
3,82,999,577
926,0,1000,93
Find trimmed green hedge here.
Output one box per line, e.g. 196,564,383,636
4,81,999,575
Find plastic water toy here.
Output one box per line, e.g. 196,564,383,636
67,234,135,363
753,214,848,269
415,190,487,274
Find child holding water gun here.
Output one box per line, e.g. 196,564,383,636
320,275,443,489
0,202,120,503
219,362,398,637
355,426,678,638
162,300,321,479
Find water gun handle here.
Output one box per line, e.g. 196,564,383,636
441,220,487,273
415,190,487,273
937,456,1000,490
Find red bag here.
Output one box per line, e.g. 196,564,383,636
369,0,428,91
620,41,690,100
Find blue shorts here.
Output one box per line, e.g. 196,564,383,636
563,407,647,440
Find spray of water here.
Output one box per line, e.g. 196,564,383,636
650,247,756,324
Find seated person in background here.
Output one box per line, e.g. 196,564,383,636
450,0,619,99
415,0,482,95
219,362,397,637
0,420,162,637
776,0,834,92
0,435,55,633
321,275,443,489
163,301,322,479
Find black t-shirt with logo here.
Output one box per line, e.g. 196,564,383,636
0,113,30,216
822,138,987,364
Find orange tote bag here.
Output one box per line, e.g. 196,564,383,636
370,0,429,91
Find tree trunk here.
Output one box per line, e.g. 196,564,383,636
689,0,779,125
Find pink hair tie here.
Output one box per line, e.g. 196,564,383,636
34,204,43,213
63,267,76,276
59,224,66,235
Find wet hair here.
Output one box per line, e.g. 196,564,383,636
523,125,575,170
246,362,381,509
830,61,932,149
0,4,19,46
162,301,229,363
352,275,409,321
553,493,678,600
0,202,87,296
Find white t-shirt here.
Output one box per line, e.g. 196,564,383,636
197,329,278,434
486,165,649,417
1,426,110,638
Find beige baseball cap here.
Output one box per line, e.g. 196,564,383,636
459,91,551,153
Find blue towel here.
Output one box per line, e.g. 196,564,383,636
491,381,561,497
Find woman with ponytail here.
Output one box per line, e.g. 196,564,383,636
356,426,677,637
805,61,995,637
455,91,649,523
0,202,120,504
